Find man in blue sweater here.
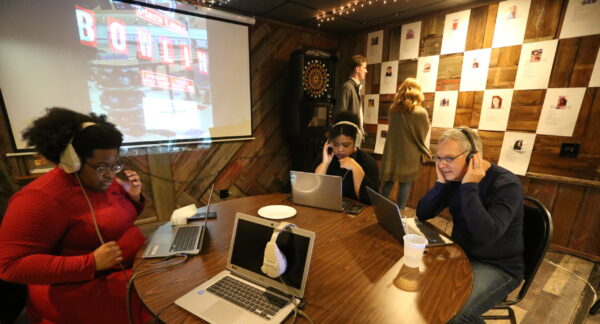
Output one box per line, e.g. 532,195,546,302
417,127,524,324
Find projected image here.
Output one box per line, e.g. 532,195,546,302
75,3,213,142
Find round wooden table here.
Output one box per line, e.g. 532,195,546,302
134,194,472,323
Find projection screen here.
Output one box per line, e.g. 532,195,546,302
0,0,254,151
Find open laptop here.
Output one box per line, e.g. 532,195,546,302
142,185,214,258
366,187,452,246
176,213,316,324
290,170,364,213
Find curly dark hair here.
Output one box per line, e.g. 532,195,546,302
328,111,361,142
22,107,123,164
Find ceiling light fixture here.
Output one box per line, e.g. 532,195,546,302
314,0,400,26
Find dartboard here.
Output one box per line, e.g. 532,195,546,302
303,60,329,99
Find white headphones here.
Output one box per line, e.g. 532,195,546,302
58,122,96,173
261,222,296,278
332,121,363,148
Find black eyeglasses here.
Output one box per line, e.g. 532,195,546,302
432,151,468,164
85,160,124,174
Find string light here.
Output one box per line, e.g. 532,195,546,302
315,0,402,26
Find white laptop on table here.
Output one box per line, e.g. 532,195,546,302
175,213,316,324
142,185,214,258
290,170,362,212
366,187,452,246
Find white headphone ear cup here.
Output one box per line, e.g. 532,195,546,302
262,241,287,278
273,244,287,276
355,129,363,148
59,141,81,173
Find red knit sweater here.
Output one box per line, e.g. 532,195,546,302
0,167,149,324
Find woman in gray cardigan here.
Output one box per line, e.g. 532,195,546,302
380,78,431,209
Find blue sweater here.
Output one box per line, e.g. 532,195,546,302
416,164,524,278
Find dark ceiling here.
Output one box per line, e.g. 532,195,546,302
212,0,490,34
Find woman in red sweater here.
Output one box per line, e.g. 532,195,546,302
0,108,151,323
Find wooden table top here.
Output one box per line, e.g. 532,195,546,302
134,193,472,324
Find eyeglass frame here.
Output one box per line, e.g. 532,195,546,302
84,160,124,174
431,150,469,164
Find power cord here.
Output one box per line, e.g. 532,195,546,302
75,173,130,282
543,258,598,313
278,277,314,324
126,254,189,324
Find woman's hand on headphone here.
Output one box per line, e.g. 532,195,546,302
116,170,142,202
322,141,334,165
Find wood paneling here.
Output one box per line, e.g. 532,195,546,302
524,0,564,42
487,45,521,89
465,5,489,51
437,54,463,91
569,188,600,253
420,15,444,57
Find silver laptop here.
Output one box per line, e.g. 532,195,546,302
366,187,452,246
142,185,214,258
175,213,316,324
290,170,357,212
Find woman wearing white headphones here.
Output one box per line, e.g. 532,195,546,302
315,112,379,204
0,108,150,323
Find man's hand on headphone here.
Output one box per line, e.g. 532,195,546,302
462,153,486,184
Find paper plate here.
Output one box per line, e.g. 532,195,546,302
257,205,297,220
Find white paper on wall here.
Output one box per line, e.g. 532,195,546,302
363,94,380,124
416,55,439,92
379,60,399,94
366,30,384,64
536,88,586,137
492,0,531,48
441,9,471,55
514,39,558,90
498,132,536,176
460,48,492,91
590,48,600,87
399,21,422,60
559,0,600,39
374,124,389,154
432,91,458,128
478,89,514,131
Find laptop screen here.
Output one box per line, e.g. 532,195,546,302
230,218,311,290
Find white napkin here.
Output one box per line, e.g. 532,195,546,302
170,204,197,225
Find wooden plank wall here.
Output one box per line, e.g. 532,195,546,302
338,0,600,258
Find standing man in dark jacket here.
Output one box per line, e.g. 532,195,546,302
335,55,367,130
417,127,524,324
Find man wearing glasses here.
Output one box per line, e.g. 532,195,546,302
416,127,524,324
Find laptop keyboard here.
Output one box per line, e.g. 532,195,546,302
207,276,290,320
414,219,443,243
169,226,200,252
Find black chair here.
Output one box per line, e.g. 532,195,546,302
482,196,553,324
0,279,28,324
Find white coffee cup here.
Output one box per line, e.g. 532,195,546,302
403,234,428,268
